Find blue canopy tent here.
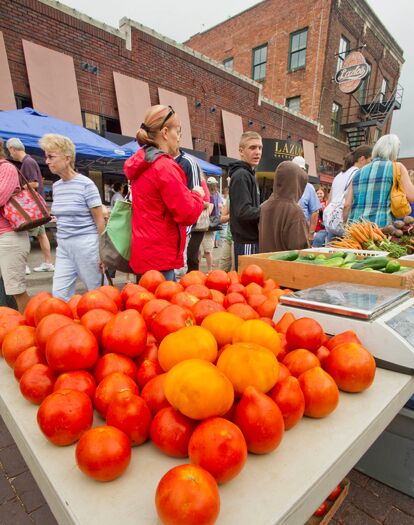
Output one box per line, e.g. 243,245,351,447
0,108,130,160
122,140,222,176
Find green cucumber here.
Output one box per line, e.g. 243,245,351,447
384,260,401,273
269,250,299,261
322,257,346,267
326,251,346,259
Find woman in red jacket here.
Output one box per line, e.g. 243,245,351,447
124,105,204,280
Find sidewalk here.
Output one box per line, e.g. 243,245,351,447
1,244,414,524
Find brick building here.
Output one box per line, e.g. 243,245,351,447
186,0,404,179
0,0,323,198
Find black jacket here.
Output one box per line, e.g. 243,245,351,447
229,161,260,243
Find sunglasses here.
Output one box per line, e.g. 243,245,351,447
160,106,175,129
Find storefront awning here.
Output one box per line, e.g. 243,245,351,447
302,139,318,180
113,72,151,138
222,110,243,159
22,40,82,126
0,32,16,111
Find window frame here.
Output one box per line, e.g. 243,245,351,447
336,35,350,73
223,57,234,71
331,102,342,138
288,28,308,71
380,77,389,103
358,60,371,105
252,43,268,81
286,96,301,113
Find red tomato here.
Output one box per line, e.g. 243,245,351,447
277,333,289,362
34,297,73,326
283,348,320,378
223,292,246,309
138,269,166,293
135,341,158,367
23,291,51,326
141,374,171,416
233,386,284,454
126,291,156,312
35,313,74,353
241,264,265,287
268,376,305,430
191,299,225,325
155,464,220,525
150,406,198,458
328,484,342,501
316,345,330,366
226,303,259,320
274,312,296,334
205,270,231,294
227,283,245,295
101,309,147,358
2,325,36,368
210,289,225,305
98,285,123,310
77,290,118,318
286,317,324,352
94,372,139,417
188,417,247,484
80,308,114,346
227,270,240,284
94,353,138,384
180,271,207,288
326,330,362,351
14,346,46,381
141,299,170,329
170,292,199,310
136,359,163,388
155,281,184,301
45,323,99,372
314,502,328,517
0,312,26,350
120,283,147,305
53,370,96,398
75,426,131,481
151,305,195,343
19,364,55,405
68,294,82,319
106,392,152,446
185,284,212,300
37,389,93,446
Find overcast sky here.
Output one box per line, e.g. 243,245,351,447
61,0,413,157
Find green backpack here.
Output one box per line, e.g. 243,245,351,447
100,199,132,273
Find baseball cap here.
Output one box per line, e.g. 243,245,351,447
207,177,217,184
292,156,307,170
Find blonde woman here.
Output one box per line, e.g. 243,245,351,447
124,105,204,280
40,134,105,301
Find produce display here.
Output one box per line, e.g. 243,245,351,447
329,218,413,258
270,250,410,274
0,265,378,524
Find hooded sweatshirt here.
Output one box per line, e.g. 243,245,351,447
228,161,260,244
124,146,204,274
259,161,309,253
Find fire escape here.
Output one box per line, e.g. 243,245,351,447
342,83,403,150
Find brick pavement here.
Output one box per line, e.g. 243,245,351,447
1,244,414,524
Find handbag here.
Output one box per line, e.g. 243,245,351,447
100,198,133,273
391,162,411,218
208,214,222,232
323,168,357,237
1,161,51,232
192,203,214,232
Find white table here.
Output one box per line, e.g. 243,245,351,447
0,359,413,525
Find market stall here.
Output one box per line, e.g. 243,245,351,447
0,359,413,525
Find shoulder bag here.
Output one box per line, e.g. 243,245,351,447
323,168,358,237
390,162,411,218
1,161,51,232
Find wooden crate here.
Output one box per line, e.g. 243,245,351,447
305,478,350,525
238,252,414,293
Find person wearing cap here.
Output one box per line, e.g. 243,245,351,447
124,105,204,280
229,131,263,270
293,156,321,242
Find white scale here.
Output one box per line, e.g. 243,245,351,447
274,282,414,374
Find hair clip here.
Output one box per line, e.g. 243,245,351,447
140,122,150,132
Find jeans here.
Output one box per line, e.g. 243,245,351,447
135,269,176,283
53,234,103,302
312,230,327,248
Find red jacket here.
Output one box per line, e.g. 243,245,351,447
124,147,204,274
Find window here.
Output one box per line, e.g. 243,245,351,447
104,117,121,134
336,35,350,73
286,96,301,113
83,112,101,132
15,95,33,109
331,102,342,138
380,77,389,102
252,44,267,81
289,28,308,71
223,57,234,71
358,61,371,104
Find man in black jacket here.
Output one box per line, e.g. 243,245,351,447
229,131,263,270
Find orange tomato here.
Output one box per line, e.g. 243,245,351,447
298,367,339,418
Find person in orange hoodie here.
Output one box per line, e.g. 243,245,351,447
124,105,204,280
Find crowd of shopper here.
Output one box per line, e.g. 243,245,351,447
1,100,413,309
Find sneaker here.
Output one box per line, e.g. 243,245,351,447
25,265,31,275
33,262,55,272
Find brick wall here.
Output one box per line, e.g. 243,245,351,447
0,0,318,160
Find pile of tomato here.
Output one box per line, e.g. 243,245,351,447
0,264,376,525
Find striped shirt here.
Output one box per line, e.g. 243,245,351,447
51,174,102,239
348,159,393,227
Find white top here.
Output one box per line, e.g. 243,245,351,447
330,166,359,204
0,358,413,525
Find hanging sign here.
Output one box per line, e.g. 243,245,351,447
335,51,370,94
